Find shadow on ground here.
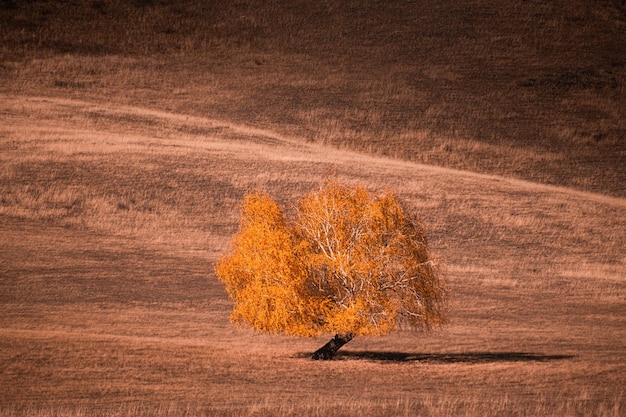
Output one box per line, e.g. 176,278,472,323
297,351,575,363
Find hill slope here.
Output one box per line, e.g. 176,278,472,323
1,95,625,415
1,0,625,196
1,0,625,414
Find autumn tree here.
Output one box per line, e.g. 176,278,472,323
216,181,447,360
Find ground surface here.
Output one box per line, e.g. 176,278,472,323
1,1,625,416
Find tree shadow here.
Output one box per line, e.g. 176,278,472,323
332,351,575,364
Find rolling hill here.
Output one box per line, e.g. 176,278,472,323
1,0,625,196
1,1,625,415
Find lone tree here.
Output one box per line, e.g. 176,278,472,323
216,181,447,360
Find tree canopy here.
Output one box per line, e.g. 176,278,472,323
216,181,447,353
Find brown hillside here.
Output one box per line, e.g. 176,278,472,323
1,1,625,415
1,94,625,416
1,0,625,196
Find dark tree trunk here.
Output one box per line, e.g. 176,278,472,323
311,333,354,360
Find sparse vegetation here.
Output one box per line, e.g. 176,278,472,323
1,0,625,196
0,0,625,416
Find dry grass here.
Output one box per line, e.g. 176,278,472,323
1,1,625,415
1,0,625,196
1,94,625,416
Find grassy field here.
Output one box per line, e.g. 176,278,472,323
2,0,625,196
1,1,625,416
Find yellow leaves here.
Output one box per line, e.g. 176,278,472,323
215,181,448,338
217,193,299,331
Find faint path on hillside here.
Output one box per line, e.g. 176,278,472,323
3,94,298,145
4,94,625,210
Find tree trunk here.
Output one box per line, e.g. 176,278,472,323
311,333,354,360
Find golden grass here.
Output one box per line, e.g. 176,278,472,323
1,1,625,414
1,95,625,416
1,0,624,196
0,394,623,417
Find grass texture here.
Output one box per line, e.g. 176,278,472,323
1,1,625,415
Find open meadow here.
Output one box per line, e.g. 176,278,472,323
1,1,625,416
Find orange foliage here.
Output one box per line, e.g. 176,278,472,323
216,181,447,337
